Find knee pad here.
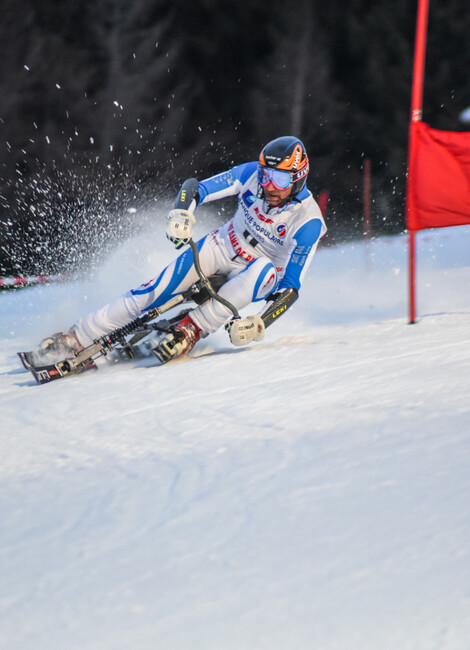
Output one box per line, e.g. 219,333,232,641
250,259,278,302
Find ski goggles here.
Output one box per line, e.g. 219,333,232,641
258,165,293,190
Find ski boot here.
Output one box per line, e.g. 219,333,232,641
31,329,84,365
153,314,201,363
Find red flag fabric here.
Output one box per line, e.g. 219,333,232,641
407,121,470,231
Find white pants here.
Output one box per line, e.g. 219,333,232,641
74,229,278,346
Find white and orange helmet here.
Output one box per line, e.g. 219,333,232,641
258,136,309,197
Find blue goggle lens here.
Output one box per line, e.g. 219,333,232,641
258,166,292,190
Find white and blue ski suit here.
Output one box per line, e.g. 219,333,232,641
74,162,327,347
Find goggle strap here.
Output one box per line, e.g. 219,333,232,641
292,162,309,183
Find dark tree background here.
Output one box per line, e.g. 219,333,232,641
0,0,469,275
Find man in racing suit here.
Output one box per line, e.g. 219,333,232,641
40,135,327,363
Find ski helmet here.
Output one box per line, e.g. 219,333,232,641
258,136,309,198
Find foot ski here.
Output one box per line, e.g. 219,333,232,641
18,350,98,384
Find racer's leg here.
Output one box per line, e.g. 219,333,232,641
74,235,219,346
190,257,277,334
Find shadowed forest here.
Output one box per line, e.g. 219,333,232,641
1,0,469,274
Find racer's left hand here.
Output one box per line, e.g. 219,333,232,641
225,315,265,346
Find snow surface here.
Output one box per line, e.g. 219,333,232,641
1,220,470,650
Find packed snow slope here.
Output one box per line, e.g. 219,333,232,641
1,220,469,650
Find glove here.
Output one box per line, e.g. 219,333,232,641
166,209,196,249
225,315,265,346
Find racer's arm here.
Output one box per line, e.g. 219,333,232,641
278,217,324,292
258,217,324,329
166,163,258,248
197,161,258,204
171,161,258,212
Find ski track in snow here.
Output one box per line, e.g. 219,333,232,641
1,224,470,650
